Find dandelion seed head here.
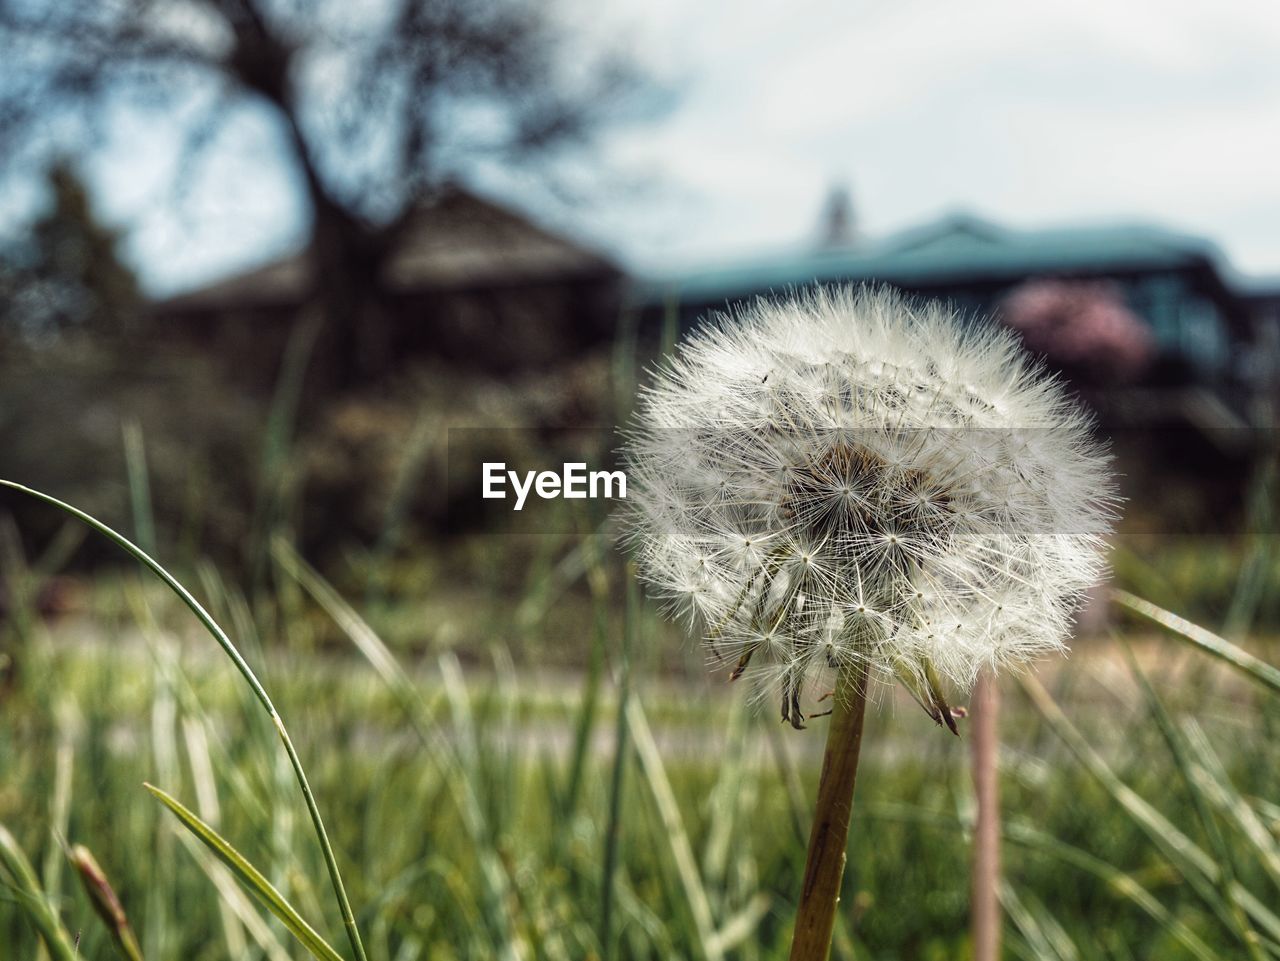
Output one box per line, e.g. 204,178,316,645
622,286,1115,723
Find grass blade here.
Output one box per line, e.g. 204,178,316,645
1003,821,1224,961
273,538,526,958
600,572,636,959
171,832,295,961
1019,673,1218,879
1113,589,1280,696
145,783,345,961
122,419,156,556
181,715,251,958
1180,719,1280,893
0,823,79,961
1223,452,1277,639
42,702,77,898
559,534,610,836
69,844,146,961
999,883,1076,961
626,697,723,961
1120,641,1268,959
866,803,1225,961
706,893,772,956
1021,672,1280,946
0,478,368,961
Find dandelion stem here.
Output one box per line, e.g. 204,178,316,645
788,662,870,961
970,672,1001,961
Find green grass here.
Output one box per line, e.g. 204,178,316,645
4,482,1280,960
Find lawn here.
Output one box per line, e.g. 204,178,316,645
3,527,1279,960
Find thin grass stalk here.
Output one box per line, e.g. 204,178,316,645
41,702,77,899
30,518,86,580
269,727,299,938
1223,450,1276,639
559,524,610,828
494,643,522,838
560,571,606,825
172,831,294,961
1112,589,1280,696
0,824,80,961
271,538,521,951
363,409,435,607
69,844,146,961
708,894,773,957
971,672,1002,961
182,716,250,957
1000,823,1222,961
600,570,636,959
660,292,681,360
866,802,1224,961
122,419,156,555
146,634,179,961
1180,719,1280,892
0,479,369,961
135,593,271,825
146,784,345,961
702,689,749,893
614,869,677,956
438,653,529,960
765,717,812,849
1019,671,1269,942
611,295,640,421
1121,641,1268,960
515,520,610,631
119,581,183,961
999,884,1076,961
626,696,723,961
249,309,321,587
788,662,871,961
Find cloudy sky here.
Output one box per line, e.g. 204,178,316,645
69,0,1280,293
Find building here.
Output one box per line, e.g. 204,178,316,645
641,206,1279,533
151,184,626,389
643,211,1275,433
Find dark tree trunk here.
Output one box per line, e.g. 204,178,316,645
306,200,400,389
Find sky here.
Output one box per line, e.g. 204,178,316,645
27,0,1280,295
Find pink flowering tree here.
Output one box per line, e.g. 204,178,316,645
998,279,1156,384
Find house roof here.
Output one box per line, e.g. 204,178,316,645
1233,272,1280,306
155,186,619,314
644,213,1232,306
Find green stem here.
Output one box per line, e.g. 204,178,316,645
0,824,79,961
0,479,368,961
600,569,636,959
788,663,871,961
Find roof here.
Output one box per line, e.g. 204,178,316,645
1232,272,1280,305
644,213,1231,306
155,186,619,314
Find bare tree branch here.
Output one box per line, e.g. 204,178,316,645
2,0,656,380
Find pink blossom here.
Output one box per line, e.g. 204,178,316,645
998,279,1155,382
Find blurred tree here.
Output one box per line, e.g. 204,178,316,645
0,0,653,379
998,278,1156,386
1,162,140,345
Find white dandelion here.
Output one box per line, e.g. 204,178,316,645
622,285,1115,731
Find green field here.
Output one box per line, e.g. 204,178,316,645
4,514,1280,961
